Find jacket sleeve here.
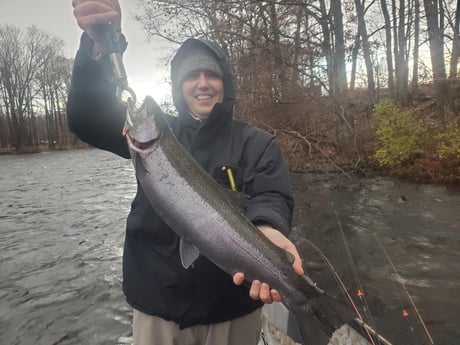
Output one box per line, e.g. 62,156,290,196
245,137,294,236
66,33,130,158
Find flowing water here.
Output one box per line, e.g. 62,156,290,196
0,149,459,345
0,149,135,345
290,173,460,345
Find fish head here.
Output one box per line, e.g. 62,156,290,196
124,96,163,155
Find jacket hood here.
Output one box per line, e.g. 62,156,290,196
171,38,235,118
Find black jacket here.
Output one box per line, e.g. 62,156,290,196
67,35,294,328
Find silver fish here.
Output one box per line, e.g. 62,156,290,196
123,96,375,345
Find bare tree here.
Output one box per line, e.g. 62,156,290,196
448,0,460,79
393,0,411,104
133,0,460,115
424,0,448,128
37,54,70,149
331,0,348,97
0,25,70,151
423,0,447,80
354,0,377,105
0,25,22,149
412,0,421,94
380,0,395,97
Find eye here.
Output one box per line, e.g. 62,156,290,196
204,71,221,80
184,71,201,81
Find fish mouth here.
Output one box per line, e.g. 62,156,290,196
126,134,158,152
130,137,155,149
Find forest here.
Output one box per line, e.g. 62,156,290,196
0,26,75,153
1,0,459,183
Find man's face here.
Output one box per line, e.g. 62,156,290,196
181,71,224,119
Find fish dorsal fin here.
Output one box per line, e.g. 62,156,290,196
179,238,200,269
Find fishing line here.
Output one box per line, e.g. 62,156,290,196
372,233,418,344
300,237,377,345
331,202,382,345
373,233,434,345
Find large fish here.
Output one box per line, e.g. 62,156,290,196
123,96,379,345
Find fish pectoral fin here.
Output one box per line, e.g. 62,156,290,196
179,238,200,269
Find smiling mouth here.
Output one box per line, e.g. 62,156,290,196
195,95,213,100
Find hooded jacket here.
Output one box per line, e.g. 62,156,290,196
67,34,294,328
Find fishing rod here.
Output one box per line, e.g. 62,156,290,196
299,236,400,345
329,201,433,345
300,237,377,344
331,202,382,344
373,234,434,345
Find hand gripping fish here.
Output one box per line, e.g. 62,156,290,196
123,96,380,345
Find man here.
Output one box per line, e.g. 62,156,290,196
69,1,304,344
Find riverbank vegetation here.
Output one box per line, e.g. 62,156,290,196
1,1,460,183
373,99,460,183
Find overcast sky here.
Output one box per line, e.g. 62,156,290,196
0,0,175,101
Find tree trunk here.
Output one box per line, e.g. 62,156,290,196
424,0,447,129
354,0,377,105
318,0,334,95
424,0,447,80
412,0,420,94
449,0,460,79
397,0,409,104
331,0,348,97
381,0,394,97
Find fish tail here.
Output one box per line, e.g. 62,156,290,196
292,308,332,344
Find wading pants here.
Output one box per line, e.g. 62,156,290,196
132,308,262,345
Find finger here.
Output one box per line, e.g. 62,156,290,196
110,0,121,12
73,0,116,15
73,1,120,29
285,243,304,276
72,0,117,10
233,272,245,286
257,226,305,276
291,253,305,276
270,289,282,302
249,280,261,301
260,283,273,304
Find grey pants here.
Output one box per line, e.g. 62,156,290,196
132,308,262,345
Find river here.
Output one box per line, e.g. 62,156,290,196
0,149,459,345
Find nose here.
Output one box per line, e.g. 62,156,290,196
197,72,209,88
